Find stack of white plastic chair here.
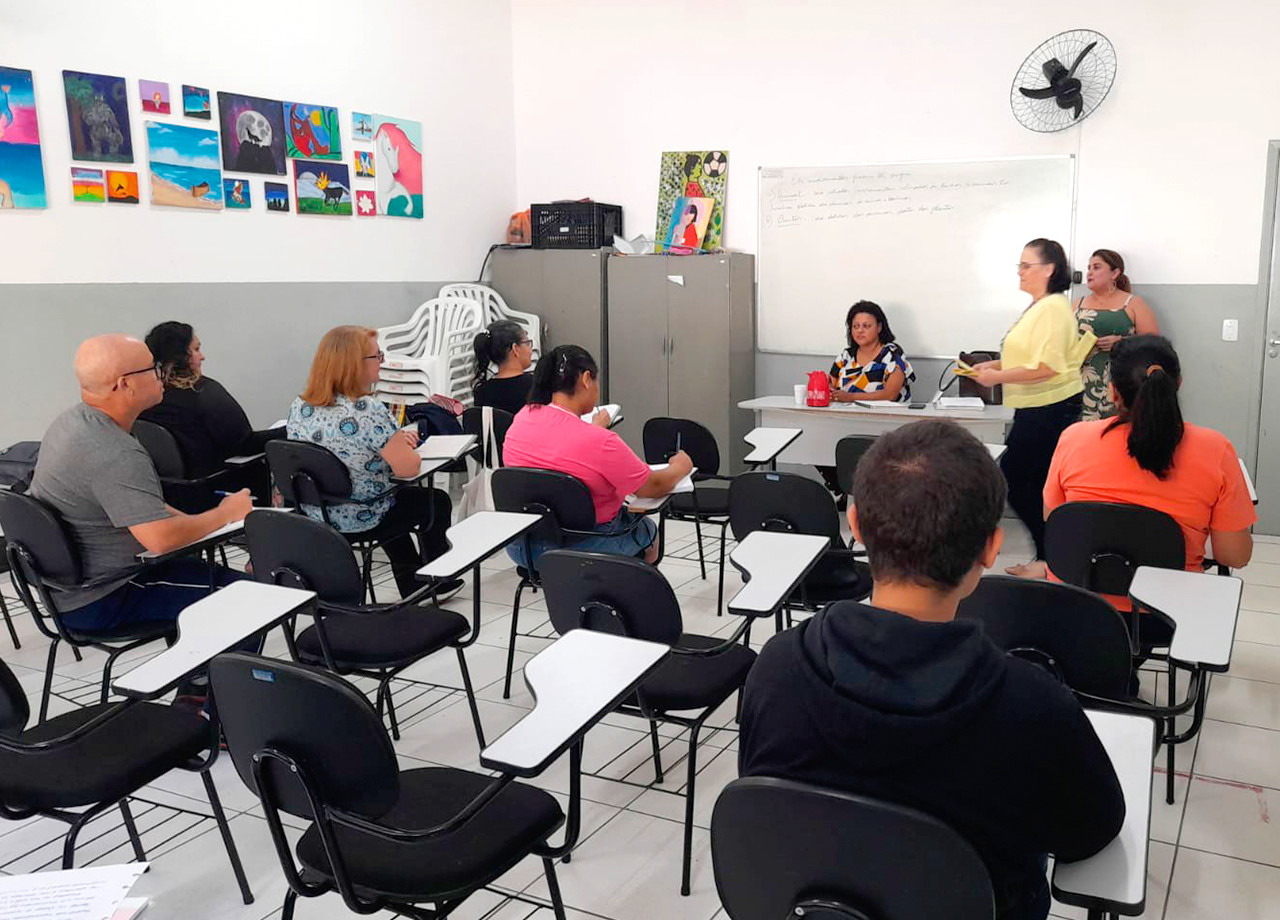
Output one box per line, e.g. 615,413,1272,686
375,296,484,406
438,283,544,363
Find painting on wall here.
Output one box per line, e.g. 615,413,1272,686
664,196,714,254
372,114,422,219
355,189,376,217
0,66,48,209
146,120,222,210
354,150,374,178
352,111,372,142
71,167,104,202
264,180,289,212
217,92,286,175
293,160,351,215
139,80,170,114
224,177,251,209
654,150,728,252
105,169,139,203
182,84,211,119
63,70,133,163
283,101,341,160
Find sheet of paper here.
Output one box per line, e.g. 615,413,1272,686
581,404,622,424
415,434,477,460
937,396,986,410
110,899,148,920
0,863,147,920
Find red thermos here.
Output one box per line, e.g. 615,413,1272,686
806,371,830,407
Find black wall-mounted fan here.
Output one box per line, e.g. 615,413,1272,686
1011,30,1116,132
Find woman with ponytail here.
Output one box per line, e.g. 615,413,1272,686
1045,335,1254,594
1075,249,1160,419
502,344,693,566
472,320,534,416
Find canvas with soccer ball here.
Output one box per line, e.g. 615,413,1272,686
654,150,728,252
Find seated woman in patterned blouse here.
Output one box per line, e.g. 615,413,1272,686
286,325,460,599
828,301,916,403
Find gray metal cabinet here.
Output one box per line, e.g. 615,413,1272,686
607,253,756,473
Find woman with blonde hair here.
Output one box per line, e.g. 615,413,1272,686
285,325,460,598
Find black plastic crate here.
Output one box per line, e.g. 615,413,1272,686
531,201,623,249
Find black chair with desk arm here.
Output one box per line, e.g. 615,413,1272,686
242,509,486,747
209,651,585,920
727,471,871,632
642,418,734,616
711,776,995,920
491,466,656,700
133,418,267,515
0,655,255,902
834,434,876,500
538,549,757,897
0,490,177,724
0,536,19,649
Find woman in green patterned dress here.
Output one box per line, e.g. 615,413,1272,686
1075,249,1160,419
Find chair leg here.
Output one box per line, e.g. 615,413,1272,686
456,648,486,749
72,646,83,662
62,807,96,869
203,770,254,905
694,518,707,579
118,798,148,863
1167,662,1177,805
648,719,665,784
101,645,129,705
281,888,298,920
0,592,19,649
715,523,728,616
39,638,59,724
543,856,568,920
502,583,526,700
362,546,378,605
681,721,704,897
382,674,401,741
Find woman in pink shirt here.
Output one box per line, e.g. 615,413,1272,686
502,345,693,567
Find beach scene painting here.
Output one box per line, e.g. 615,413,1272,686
355,189,376,217
224,177,251,209
182,85,211,119
71,167,105,202
140,80,170,114
283,101,341,160
63,70,133,163
105,169,139,203
352,111,372,142
293,160,351,215
354,150,374,178
146,121,222,210
218,92,286,175
372,114,422,219
0,66,48,208
264,181,289,212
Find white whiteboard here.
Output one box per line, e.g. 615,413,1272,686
757,156,1076,357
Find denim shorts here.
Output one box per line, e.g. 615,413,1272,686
506,509,658,570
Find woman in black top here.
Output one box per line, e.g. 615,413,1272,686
471,320,534,416
139,321,282,504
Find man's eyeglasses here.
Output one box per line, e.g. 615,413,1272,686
120,362,163,382
365,351,386,362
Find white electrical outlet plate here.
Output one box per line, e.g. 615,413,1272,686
1223,319,1239,342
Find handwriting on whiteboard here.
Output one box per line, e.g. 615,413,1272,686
763,169,1011,228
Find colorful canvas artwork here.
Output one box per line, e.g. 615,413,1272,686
372,114,422,219
224,177,251,209
145,120,222,210
283,101,341,160
217,92,286,175
655,150,728,252
182,85,211,119
0,66,48,209
71,167,104,202
63,70,133,163
139,80,170,115
264,180,289,212
664,196,714,253
105,169,139,203
354,150,374,178
355,189,376,217
293,160,351,215
352,111,372,142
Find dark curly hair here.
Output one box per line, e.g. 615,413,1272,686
145,321,199,389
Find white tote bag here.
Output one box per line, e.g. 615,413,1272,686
458,406,497,518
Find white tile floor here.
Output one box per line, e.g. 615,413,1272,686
3,513,1280,919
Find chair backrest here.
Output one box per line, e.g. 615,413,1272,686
728,471,841,542
461,406,515,467
0,657,30,736
712,777,994,920
243,510,364,605
266,440,354,510
132,419,187,479
642,417,721,477
209,652,400,821
538,550,683,645
491,467,597,548
1044,501,1185,596
956,575,1133,700
0,490,82,593
834,435,876,495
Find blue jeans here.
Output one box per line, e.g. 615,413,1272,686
506,510,658,570
63,559,248,632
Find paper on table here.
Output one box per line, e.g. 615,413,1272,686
110,899,148,920
850,399,909,410
937,396,986,410
0,863,147,920
581,404,622,424
269,418,288,429
415,434,477,460
624,464,697,511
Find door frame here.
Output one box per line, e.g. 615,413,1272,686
1249,139,1280,533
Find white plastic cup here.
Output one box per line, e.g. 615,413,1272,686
794,384,807,406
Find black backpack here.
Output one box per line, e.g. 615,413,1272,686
0,441,39,494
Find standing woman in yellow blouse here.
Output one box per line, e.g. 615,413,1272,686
971,239,1096,576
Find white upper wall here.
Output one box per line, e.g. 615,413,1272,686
510,0,1280,285
0,0,516,283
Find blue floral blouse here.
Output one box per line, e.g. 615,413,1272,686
286,394,396,533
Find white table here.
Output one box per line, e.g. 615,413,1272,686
392,454,457,484
744,427,803,470
136,506,292,564
1052,709,1156,917
726,531,829,618
480,629,669,777
112,581,316,700
417,511,542,580
738,396,1014,466
1241,457,1258,505
1129,566,1243,672
985,443,1007,461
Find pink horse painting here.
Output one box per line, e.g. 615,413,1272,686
372,116,422,219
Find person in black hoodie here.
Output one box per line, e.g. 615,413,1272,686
738,419,1124,920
